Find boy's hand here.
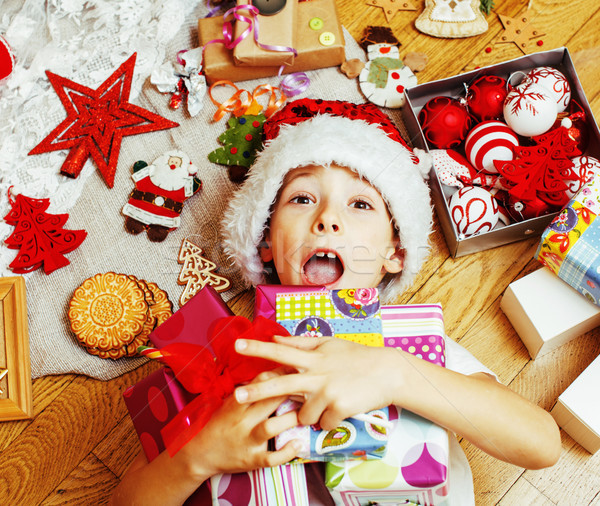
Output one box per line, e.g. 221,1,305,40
182,370,302,479
234,336,397,430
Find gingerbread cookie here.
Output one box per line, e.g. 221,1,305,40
69,272,148,352
69,273,172,360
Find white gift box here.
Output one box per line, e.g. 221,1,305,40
551,354,600,454
500,267,600,358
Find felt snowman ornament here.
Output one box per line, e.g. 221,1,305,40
358,26,417,108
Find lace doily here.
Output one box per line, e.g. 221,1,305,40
0,0,197,271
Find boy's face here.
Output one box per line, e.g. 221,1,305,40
261,164,403,289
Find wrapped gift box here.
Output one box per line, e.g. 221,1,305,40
211,463,309,505
198,0,345,84
254,284,326,321
381,304,446,367
275,288,383,345
403,47,600,257
232,0,297,67
501,267,600,358
274,288,389,461
148,285,233,351
551,353,600,454
325,405,449,506
536,173,600,306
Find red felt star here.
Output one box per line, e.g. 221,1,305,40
28,53,179,188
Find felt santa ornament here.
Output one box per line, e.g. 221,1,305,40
221,98,432,303
122,150,202,242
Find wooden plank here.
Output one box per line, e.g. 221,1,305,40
0,362,154,505
93,414,143,479
498,476,555,505
40,453,119,506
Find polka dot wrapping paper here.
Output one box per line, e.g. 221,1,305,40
536,173,600,306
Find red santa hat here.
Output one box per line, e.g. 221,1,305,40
221,99,433,303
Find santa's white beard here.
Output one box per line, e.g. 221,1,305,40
149,164,190,191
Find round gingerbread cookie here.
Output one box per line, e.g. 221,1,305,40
69,272,149,352
145,280,173,328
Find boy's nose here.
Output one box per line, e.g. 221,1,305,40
313,206,341,234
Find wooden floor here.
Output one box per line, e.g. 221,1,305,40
2,0,600,504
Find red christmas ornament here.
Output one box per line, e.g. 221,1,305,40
4,188,87,274
466,75,508,122
418,96,472,149
28,54,179,188
506,194,555,222
494,125,581,207
0,36,15,81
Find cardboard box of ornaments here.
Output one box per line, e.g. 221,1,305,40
403,47,600,257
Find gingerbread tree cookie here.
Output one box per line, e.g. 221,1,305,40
177,238,231,306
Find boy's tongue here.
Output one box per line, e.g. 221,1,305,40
303,255,343,285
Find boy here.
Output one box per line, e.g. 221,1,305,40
112,99,560,505
223,99,561,504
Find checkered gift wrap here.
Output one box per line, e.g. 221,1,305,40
275,288,383,346
537,174,600,305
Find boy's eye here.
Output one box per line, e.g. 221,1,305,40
350,199,373,210
290,195,313,205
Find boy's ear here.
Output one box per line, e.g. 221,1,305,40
259,231,273,262
382,244,404,274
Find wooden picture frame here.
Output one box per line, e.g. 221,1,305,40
0,276,32,421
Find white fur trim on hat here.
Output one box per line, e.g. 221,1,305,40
221,113,433,303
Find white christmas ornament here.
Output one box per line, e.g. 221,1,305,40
564,156,600,199
449,186,499,237
464,120,519,173
521,66,571,112
503,83,558,137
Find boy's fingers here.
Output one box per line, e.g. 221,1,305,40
297,396,329,427
263,440,303,468
235,373,312,404
236,339,313,370
272,335,325,350
256,409,299,441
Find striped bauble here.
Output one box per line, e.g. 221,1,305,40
464,120,519,173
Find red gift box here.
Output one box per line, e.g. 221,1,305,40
149,285,233,351
254,284,326,321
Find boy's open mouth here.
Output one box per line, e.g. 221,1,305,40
302,250,344,286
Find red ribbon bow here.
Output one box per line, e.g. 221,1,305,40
156,315,289,456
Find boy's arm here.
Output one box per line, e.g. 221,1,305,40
234,336,561,471
110,373,301,506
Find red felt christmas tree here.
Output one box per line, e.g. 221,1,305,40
28,53,179,188
494,125,581,207
4,189,87,274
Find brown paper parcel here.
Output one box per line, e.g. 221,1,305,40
199,0,345,84
232,0,297,67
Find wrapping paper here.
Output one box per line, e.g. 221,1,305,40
123,367,196,462
381,304,446,367
325,406,450,506
198,0,345,83
210,463,309,505
254,284,326,320
275,288,383,345
536,174,600,305
232,0,297,67
148,285,233,351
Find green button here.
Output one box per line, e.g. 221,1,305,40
309,17,324,30
319,31,336,46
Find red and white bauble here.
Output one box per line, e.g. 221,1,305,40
503,83,558,137
464,120,519,173
564,155,600,199
521,66,571,113
449,186,499,237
